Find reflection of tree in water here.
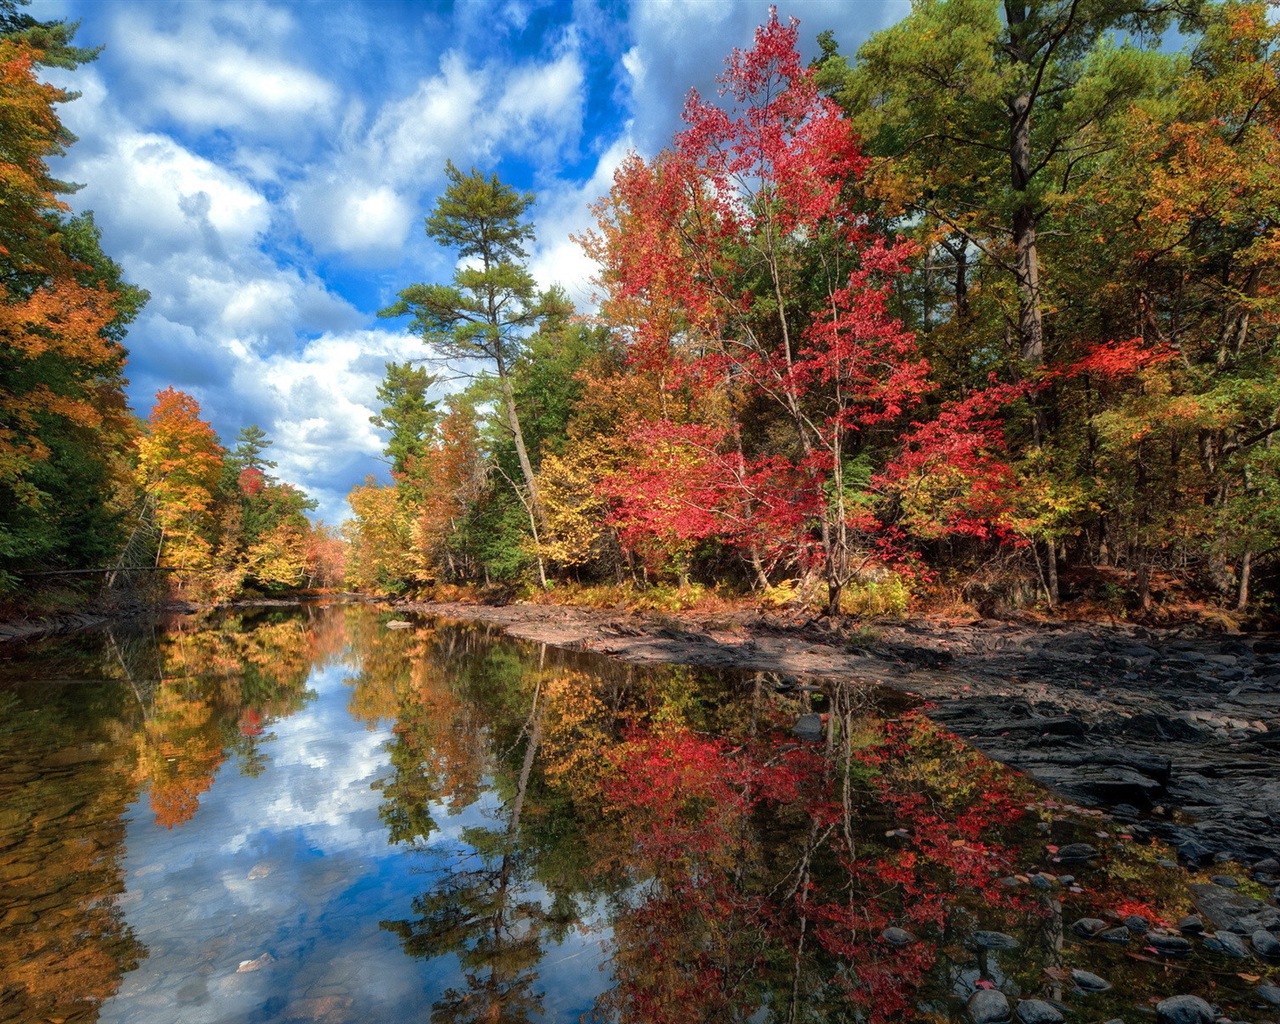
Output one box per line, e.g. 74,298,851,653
385,705,548,1024
0,680,146,1022
536,669,1053,1024
0,604,351,1019
374,623,611,1024
347,614,1221,1023
128,607,335,827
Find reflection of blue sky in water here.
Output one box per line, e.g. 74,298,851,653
101,658,609,1023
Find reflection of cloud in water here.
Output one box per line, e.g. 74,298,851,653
103,659,462,1021
102,640,612,1023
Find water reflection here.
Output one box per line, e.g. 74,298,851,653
0,604,1276,1024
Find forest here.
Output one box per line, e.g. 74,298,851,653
4,1,1279,620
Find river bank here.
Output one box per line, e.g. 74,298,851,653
395,599,1280,868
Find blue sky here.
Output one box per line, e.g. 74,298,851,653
31,0,907,523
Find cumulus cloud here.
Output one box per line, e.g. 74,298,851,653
106,3,338,139
294,43,587,263
528,136,634,309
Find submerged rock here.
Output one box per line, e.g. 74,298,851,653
1146,932,1193,955
1070,969,1111,992
1053,842,1098,864
970,931,1020,950
1253,928,1280,959
1154,995,1215,1024
1210,930,1250,958
1069,917,1106,938
967,989,1011,1024
793,713,824,741
1014,1000,1064,1024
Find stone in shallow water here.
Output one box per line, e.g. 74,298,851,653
1015,1000,1064,1024
1154,994,1215,1024
236,952,274,973
1253,928,1280,959
793,713,824,741
971,931,1020,950
1070,969,1111,992
881,927,916,946
1190,881,1280,933
1146,932,1193,955
967,989,1011,1024
1053,843,1097,864
1210,930,1250,958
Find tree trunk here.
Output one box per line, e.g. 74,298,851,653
495,355,550,588
1236,550,1251,612
1045,538,1059,609
1005,1,1045,367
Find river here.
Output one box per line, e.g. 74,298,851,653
1,602,1276,1023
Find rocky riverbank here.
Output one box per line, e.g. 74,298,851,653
397,600,1280,867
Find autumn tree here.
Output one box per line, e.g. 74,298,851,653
0,22,145,593
135,388,225,588
589,13,935,612
379,162,573,587
824,0,1186,371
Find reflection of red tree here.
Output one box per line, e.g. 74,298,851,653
595,713,1040,1023
239,707,265,736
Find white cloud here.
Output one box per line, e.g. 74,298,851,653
529,136,634,309
295,43,587,262
108,4,338,137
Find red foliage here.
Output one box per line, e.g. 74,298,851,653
1066,337,1173,379
238,467,265,495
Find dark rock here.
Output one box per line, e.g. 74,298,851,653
1054,843,1098,864
1252,857,1280,874
1210,874,1239,888
1014,999,1064,1024
1098,926,1130,944
971,931,1020,950
1178,837,1216,865
1154,995,1215,1024
1258,983,1280,1007
1211,930,1250,958
1146,932,1193,955
881,927,916,947
1122,712,1206,741
1070,969,1111,992
1253,928,1280,959
1070,917,1107,938
1190,882,1280,933
793,714,824,741
1177,915,1204,934
1124,914,1148,933
967,989,1011,1024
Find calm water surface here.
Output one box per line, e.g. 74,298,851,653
1,603,1276,1023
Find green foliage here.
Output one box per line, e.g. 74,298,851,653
229,424,276,473
369,362,438,475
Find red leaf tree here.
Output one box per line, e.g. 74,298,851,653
589,12,942,611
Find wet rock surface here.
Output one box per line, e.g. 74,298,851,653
855,619,1280,865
